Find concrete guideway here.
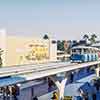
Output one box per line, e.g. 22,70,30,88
0,61,72,77
0,60,100,78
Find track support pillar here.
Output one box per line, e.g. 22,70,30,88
49,72,71,100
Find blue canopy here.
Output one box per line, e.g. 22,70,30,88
79,82,95,94
0,76,26,87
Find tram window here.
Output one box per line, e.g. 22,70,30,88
90,48,95,54
92,50,94,53
94,50,96,53
91,49,94,53
84,49,87,54
72,49,81,54
5,86,10,95
88,49,90,53
77,49,81,54
72,49,76,54
84,49,90,54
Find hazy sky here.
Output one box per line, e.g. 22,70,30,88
0,0,100,40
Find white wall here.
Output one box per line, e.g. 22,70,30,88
49,39,57,61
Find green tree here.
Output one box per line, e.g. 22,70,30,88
89,34,97,44
43,34,49,40
83,33,97,45
57,40,65,51
62,40,65,51
83,34,89,41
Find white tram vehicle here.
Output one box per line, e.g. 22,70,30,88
70,46,100,63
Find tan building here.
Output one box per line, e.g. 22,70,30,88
0,30,57,67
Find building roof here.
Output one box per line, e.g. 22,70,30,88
72,45,99,50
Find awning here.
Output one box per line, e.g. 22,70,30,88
0,75,45,89
0,76,25,87
79,82,95,94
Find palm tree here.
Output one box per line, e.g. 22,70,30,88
83,34,89,41
57,40,64,51
82,34,90,45
43,34,49,40
89,34,97,44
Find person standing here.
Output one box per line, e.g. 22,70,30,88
5,86,10,100
11,85,19,100
51,92,58,100
70,72,74,83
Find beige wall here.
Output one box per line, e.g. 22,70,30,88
0,34,57,67
4,36,50,66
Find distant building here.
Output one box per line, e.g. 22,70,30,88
0,31,57,66
57,50,70,61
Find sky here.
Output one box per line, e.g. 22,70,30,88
0,0,100,40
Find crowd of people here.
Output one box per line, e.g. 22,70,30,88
0,85,19,100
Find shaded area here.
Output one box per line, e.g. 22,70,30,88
0,76,26,87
